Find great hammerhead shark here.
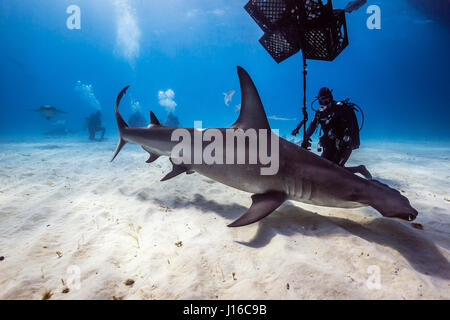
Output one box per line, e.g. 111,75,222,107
111,67,418,227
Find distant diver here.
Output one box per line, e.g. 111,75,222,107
85,110,105,141
128,110,147,127
33,105,67,120
292,87,372,180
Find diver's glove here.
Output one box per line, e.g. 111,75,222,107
301,138,312,150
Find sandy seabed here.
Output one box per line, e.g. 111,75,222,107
0,137,449,300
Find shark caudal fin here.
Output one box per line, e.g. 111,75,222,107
111,86,130,162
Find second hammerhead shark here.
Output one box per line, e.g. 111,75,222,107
111,67,418,227
33,105,67,120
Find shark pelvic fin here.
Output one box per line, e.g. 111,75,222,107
161,164,189,182
231,66,271,131
228,191,287,227
150,111,162,126
142,146,160,163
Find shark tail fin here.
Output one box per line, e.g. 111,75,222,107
111,86,130,162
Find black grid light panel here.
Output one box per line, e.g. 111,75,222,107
259,31,300,63
245,0,290,32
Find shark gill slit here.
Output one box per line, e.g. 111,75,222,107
302,179,312,200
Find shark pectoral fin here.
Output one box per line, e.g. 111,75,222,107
228,191,287,228
161,164,188,182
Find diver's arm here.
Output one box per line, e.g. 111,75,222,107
304,114,319,141
300,114,319,150
291,122,303,136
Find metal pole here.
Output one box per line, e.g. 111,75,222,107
302,53,308,140
291,52,309,141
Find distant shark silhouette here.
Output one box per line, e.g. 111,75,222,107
33,105,67,120
223,90,235,106
111,67,418,227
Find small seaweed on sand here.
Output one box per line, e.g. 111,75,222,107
42,290,53,300
62,288,70,294
56,251,63,258
112,295,123,300
124,279,135,286
158,204,172,212
127,224,142,248
175,241,183,247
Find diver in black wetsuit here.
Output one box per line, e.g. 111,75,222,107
86,110,105,141
293,87,372,179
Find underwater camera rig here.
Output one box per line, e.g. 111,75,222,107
244,0,350,139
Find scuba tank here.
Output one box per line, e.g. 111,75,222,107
311,98,365,151
340,99,361,150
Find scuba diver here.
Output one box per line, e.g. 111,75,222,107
128,110,147,128
85,110,105,141
292,87,372,179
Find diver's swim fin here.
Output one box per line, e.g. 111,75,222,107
228,191,287,227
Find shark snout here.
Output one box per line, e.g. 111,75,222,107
407,207,419,221
375,195,418,221
384,207,418,222
368,180,419,222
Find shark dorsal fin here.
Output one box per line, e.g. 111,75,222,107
231,66,271,131
150,111,161,126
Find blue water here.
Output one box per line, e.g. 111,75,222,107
1,0,449,143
